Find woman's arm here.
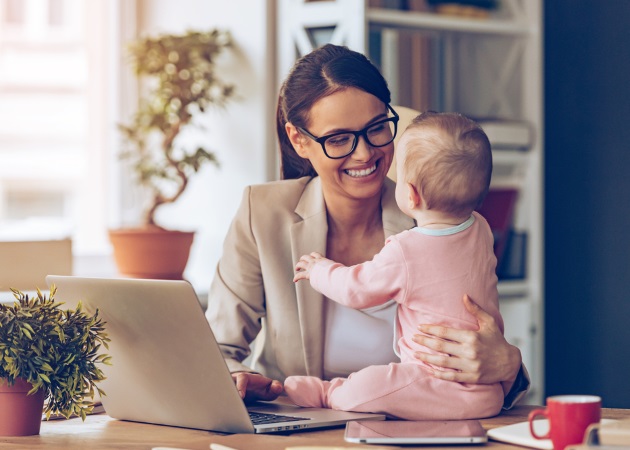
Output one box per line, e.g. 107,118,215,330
206,180,312,401
412,295,529,407
205,186,266,373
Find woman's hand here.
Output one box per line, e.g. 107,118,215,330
412,295,521,385
232,372,284,403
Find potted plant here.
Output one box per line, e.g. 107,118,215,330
0,287,110,436
111,28,236,280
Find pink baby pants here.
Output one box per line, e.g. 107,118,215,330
284,362,503,420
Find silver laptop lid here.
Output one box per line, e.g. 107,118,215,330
46,275,255,433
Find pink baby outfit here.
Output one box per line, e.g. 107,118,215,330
284,212,504,420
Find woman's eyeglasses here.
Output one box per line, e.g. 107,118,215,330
297,104,399,159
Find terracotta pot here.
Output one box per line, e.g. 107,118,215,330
0,378,46,436
108,227,195,280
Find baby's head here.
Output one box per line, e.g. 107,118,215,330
395,111,492,219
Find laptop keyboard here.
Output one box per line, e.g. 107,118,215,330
248,411,311,425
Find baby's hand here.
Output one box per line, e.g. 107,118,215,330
293,252,326,282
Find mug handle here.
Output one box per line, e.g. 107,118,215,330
528,408,550,440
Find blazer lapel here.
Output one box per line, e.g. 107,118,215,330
291,177,327,377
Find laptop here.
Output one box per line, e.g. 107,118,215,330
45,275,386,433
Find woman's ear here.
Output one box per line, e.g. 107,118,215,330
285,122,309,158
407,182,422,210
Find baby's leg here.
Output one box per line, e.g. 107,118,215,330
327,363,504,420
284,366,428,413
283,376,346,408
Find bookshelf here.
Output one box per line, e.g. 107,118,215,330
277,0,543,404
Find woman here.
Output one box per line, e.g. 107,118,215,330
205,44,528,407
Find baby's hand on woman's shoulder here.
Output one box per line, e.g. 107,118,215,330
293,252,326,282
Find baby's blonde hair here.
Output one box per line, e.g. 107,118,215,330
401,111,492,218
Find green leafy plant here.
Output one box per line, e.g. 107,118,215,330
119,29,236,227
0,286,111,420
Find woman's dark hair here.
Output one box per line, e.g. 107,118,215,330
277,44,391,179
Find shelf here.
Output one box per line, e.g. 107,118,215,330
367,8,532,36
498,280,529,298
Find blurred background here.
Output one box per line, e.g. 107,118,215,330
0,0,628,407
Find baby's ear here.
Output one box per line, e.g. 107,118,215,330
285,122,309,158
407,182,422,210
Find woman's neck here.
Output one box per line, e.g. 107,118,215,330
324,190,383,237
322,189,385,267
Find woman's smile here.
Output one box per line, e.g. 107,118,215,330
344,162,378,178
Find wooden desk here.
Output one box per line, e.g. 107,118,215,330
1,406,629,450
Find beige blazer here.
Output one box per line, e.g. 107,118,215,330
205,176,414,382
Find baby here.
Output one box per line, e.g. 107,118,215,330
285,111,504,420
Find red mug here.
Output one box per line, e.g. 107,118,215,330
528,395,601,450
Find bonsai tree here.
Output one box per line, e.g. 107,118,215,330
119,29,236,227
0,287,111,420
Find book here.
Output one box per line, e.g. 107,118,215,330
396,30,432,113
488,419,619,450
370,0,404,8
475,188,519,269
580,418,630,447
406,0,429,11
565,419,630,448
497,231,527,280
476,119,533,150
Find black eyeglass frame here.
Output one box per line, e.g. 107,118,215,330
297,104,400,159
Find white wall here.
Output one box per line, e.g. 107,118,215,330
132,0,277,292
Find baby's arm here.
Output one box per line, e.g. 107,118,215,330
296,240,406,309
293,252,329,282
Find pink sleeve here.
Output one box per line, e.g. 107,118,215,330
309,238,408,309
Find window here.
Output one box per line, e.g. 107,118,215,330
0,0,120,255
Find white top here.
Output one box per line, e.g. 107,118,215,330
322,298,398,380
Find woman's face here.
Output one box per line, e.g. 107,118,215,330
287,88,394,202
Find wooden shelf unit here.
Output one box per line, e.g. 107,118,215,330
277,0,544,404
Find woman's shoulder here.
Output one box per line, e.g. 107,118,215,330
248,176,310,192
244,176,318,213
247,176,310,199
